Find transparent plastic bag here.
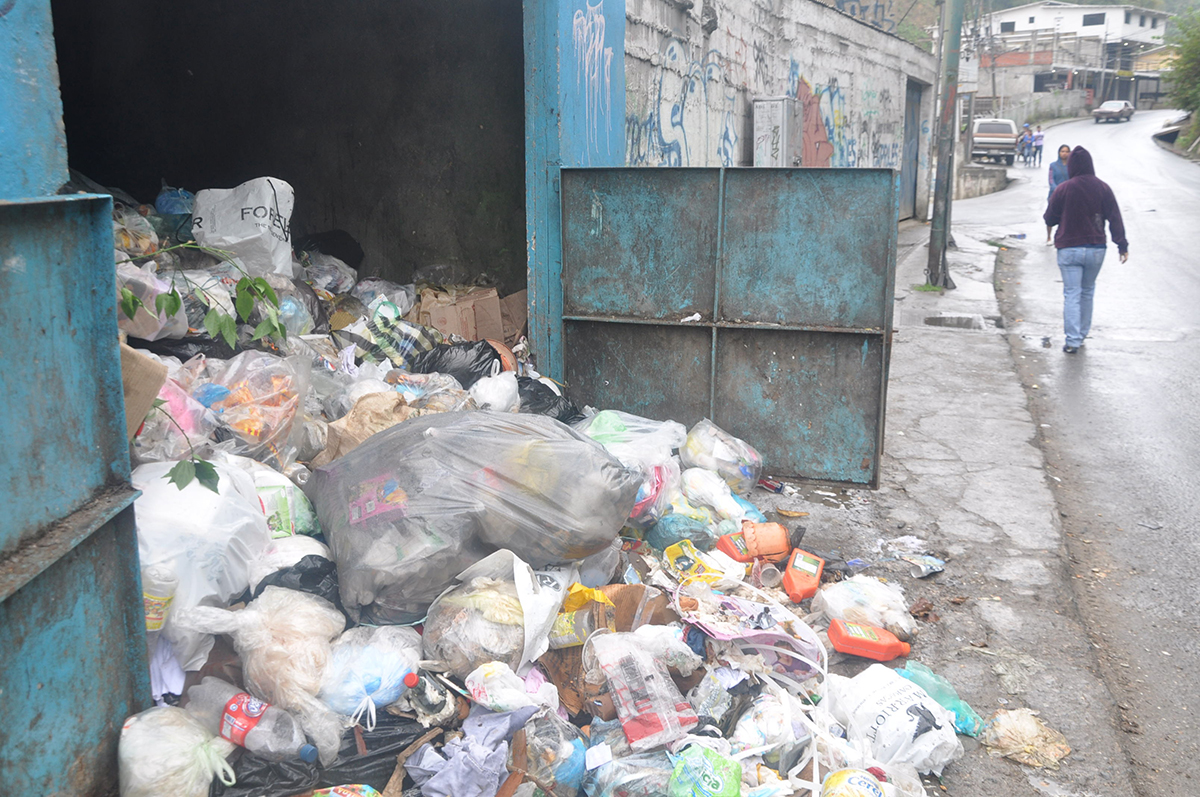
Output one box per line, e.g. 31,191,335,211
308,412,640,623
585,632,699,751
320,625,422,728
303,251,359,295
119,706,236,797
518,708,588,797
574,410,686,470
681,468,746,521
350,277,416,317
582,751,674,797
628,459,682,531
385,371,471,412
668,745,741,797
116,259,188,341
203,351,308,469
826,664,963,776
132,377,219,464
679,419,762,496
898,662,984,736
980,708,1071,768
812,575,918,642
132,461,270,671
175,586,348,767
113,205,160,257
466,661,560,713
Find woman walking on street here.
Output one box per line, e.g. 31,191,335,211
1045,144,1071,245
1043,146,1129,354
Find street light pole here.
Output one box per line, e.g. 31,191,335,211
926,0,966,288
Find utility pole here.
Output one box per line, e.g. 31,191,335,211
926,0,965,288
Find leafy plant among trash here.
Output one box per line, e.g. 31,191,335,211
106,175,1070,797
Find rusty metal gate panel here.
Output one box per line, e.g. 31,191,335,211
561,167,897,486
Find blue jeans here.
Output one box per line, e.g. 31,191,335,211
1057,246,1106,347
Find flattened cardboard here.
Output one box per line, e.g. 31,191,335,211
499,289,528,345
418,287,504,342
120,343,168,441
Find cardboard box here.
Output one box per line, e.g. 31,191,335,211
499,290,528,345
418,287,504,342
120,343,168,441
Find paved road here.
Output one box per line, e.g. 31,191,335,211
954,109,1200,794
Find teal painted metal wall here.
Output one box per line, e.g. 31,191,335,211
524,0,626,379
0,1,150,791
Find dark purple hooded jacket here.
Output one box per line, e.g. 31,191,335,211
1043,147,1128,254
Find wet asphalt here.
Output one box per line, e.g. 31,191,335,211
953,109,1200,793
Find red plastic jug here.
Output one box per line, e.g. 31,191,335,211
716,520,793,563
782,548,825,602
827,619,911,661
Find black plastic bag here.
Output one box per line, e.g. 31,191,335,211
252,555,350,621
517,377,584,424
210,713,426,797
409,341,500,389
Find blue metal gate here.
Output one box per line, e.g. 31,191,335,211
561,167,897,486
899,80,923,220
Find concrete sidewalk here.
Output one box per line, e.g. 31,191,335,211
783,223,1136,795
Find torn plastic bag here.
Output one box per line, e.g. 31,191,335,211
175,587,348,766
980,708,1071,768
248,536,332,592
679,419,763,496
826,663,963,776
422,550,572,678
192,177,295,276
120,706,235,797
209,713,427,797
409,340,501,389
517,708,588,797
302,251,358,295
133,461,270,671
204,351,309,469
517,376,583,424
812,575,918,642
385,371,471,413
117,259,189,341
307,412,640,623
582,751,674,797
319,626,422,728
350,277,415,314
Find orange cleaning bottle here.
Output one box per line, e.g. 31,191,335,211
827,619,911,661
716,521,795,563
781,548,825,602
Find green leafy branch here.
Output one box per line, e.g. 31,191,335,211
150,398,219,493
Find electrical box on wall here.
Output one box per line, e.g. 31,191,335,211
752,97,801,167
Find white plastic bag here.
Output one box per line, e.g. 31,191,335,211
175,587,347,766
825,664,963,776
212,452,321,537
192,177,295,276
470,372,521,412
681,467,746,521
812,575,918,641
465,660,560,713
132,461,270,670
574,409,686,470
320,625,423,728
119,706,236,797
679,419,763,496
116,259,189,341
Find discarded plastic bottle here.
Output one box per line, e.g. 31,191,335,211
141,564,178,659
782,548,826,602
185,676,318,763
715,520,793,563
821,768,886,797
827,619,911,661
407,672,450,717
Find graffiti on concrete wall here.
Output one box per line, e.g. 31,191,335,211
573,1,616,160
625,39,739,167
834,0,897,34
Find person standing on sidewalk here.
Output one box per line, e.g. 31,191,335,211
1043,146,1129,353
1032,125,1045,166
1045,144,1071,245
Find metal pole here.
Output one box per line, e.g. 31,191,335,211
926,0,965,288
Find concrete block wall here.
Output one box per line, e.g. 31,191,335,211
623,0,938,213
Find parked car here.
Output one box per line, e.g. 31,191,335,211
1093,100,1134,123
971,118,1019,165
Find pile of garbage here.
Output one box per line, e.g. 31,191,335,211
107,176,1033,797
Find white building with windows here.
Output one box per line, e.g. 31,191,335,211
982,2,1168,45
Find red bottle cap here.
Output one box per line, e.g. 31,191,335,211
404,672,420,688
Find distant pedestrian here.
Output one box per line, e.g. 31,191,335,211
1045,144,1071,245
1032,125,1045,166
1043,146,1129,353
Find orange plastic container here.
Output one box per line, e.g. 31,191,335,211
782,548,825,602
827,619,911,661
716,520,793,563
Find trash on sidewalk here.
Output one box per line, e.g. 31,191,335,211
897,662,984,737
980,708,1071,768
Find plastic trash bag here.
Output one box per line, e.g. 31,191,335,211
333,307,442,371
350,277,416,317
132,377,220,464
176,587,348,766
466,661,560,713
826,663,963,776
254,276,328,337
192,177,296,277
132,461,270,671
303,252,358,295
422,550,572,678
575,410,686,470
214,453,321,537
117,259,189,341
628,459,683,530
517,376,583,424
980,708,1071,768
113,205,160,257
386,371,471,412
203,351,308,469
582,751,674,797
812,575,918,642
119,706,235,797
410,340,502,389
320,625,422,728
645,512,718,552
518,708,588,797
585,632,699,751
681,468,746,521
679,419,762,496
252,554,347,621
470,371,521,412
307,412,640,623
668,745,741,797
156,183,196,215
248,536,332,592
898,662,984,737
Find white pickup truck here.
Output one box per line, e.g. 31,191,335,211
971,118,1018,165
